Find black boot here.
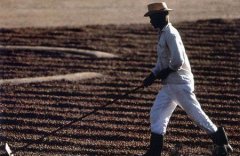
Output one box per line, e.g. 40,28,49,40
143,132,163,156
210,127,233,156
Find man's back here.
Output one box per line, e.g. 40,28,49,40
153,23,193,84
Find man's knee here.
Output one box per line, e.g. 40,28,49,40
151,121,167,135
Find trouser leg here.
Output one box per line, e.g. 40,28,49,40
150,85,177,135
168,84,217,134
144,86,177,156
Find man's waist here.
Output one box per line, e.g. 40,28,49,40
162,69,194,84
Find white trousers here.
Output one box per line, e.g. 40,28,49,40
150,83,217,135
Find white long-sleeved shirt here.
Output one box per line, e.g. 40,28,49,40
152,23,194,84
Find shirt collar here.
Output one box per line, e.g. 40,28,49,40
162,23,171,32
158,23,171,35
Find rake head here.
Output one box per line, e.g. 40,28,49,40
5,143,14,156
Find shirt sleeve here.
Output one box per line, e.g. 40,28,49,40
166,32,185,71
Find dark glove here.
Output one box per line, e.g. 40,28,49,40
143,72,156,87
156,67,175,80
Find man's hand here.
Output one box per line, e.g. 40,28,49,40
143,72,156,87
157,67,175,80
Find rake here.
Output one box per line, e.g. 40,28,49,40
4,84,144,156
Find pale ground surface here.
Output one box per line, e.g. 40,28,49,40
0,72,103,85
0,45,116,83
0,0,239,28
0,45,119,58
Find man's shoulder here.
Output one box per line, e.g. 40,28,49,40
167,24,179,34
164,23,180,37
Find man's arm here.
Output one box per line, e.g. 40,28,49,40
166,32,185,71
155,32,185,81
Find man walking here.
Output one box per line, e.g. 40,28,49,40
142,2,233,156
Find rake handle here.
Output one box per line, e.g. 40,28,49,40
11,84,144,154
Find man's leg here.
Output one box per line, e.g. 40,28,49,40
168,83,217,133
150,86,177,134
168,83,232,155
144,85,177,156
